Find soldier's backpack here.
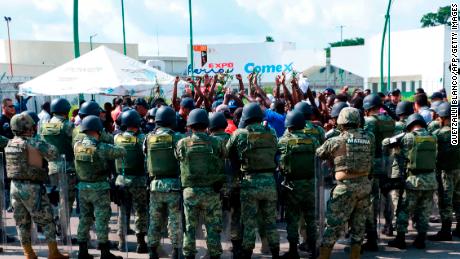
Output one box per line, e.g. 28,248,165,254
74,142,106,182
436,127,460,170
242,128,277,172
373,115,395,157
5,138,47,182
114,133,145,176
283,135,316,180
334,130,372,176
41,122,74,161
407,132,437,172
146,132,178,178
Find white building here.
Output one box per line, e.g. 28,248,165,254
331,25,450,94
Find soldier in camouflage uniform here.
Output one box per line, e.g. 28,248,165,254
278,111,319,259
175,108,226,259
72,101,113,146
316,107,374,259
362,94,395,250
427,101,443,133
5,113,69,259
74,115,126,259
226,103,280,259
429,102,460,241
325,102,348,140
293,102,325,144
39,98,76,240
144,106,183,259
386,114,438,249
113,110,149,253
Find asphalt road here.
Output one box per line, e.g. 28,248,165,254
0,204,459,259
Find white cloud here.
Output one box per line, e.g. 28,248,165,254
144,0,195,19
31,23,72,41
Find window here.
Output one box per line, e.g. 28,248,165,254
410,81,415,92
392,82,397,91
401,81,407,92
372,83,378,93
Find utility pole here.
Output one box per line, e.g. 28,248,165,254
90,33,97,50
188,0,194,79
4,16,13,77
121,0,127,55
380,0,392,92
338,25,345,45
73,0,80,58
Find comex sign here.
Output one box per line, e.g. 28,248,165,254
244,62,293,74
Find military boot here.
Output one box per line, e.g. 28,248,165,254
22,243,38,259
318,246,332,259
78,242,94,259
388,232,406,249
231,239,242,258
349,244,361,259
148,245,159,259
136,233,148,253
270,246,280,259
281,241,299,259
413,233,426,249
48,241,69,259
362,230,378,251
428,221,452,241
170,248,179,259
100,242,123,259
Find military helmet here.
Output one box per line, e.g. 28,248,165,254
331,102,349,118
147,107,158,119
285,111,305,129
78,101,101,117
21,111,40,124
405,113,427,130
363,94,382,110
187,108,209,127
430,100,443,113
120,109,141,128
155,106,176,127
337,107,361,125
395,101,414,116
436,102,451,117
294,102,312,120
50,98,71,114
209,112,228,131
11,113,35,135
241,103,264,123
80,115,103,132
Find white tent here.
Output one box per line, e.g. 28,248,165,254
19,45,187,97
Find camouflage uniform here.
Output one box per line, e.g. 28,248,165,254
278,129,319,248
428,120,441,133
74,135,126,243
114,130,148,242
6,135,59,245
433,125,460,232
176,132,225,257
226,123,280,252
386,128,438,235
144,127,183,249
72,125,114,146
389,119,406,223
316,127,374,248
39,115,76,224
0,135,8,148
363,114,395,238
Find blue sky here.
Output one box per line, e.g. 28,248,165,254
0,0,452,56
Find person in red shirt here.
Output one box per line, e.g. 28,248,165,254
216,104,237,134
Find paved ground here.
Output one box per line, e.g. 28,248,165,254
0,204,459,258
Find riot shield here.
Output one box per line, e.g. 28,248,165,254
0,152,6,250
315,157,325,245
58,154,72,254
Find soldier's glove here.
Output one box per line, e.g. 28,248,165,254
213,182,223,194
47,186,60,206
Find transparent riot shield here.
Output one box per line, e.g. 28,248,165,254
315,157,325,246
58,154,72,254
0,152,6,250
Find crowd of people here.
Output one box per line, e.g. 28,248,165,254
0,72,458,259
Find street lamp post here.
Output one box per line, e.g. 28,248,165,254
188,0,194,79
90,33,97,50
380,0,392,92
4,16,13,77
121,0,127,55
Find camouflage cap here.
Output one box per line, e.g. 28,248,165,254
10,113,35,135
337,107,360,125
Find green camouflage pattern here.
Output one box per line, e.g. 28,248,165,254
182,187,222,257
10,181,57,245
284,179,316,243
395,189,434,233
428,120,441,133
0,135,9,148
433,125,460,170
114,130,146,176
77,189,112,242
321,177,372,246
240,173,279,250
325,128,341,140
148,190,181,247
117,185,148,236
337,107,361,125
304,121,326,144
72,125,114,146
437,169,460,225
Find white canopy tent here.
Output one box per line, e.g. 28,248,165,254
19,45,187,97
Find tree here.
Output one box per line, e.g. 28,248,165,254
265,36,274,42
325,37,365,58
421,6,452,27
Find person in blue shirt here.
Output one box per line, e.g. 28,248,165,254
263,100,286,137
13,94,31,114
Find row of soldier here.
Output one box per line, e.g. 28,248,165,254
0,90,458,259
